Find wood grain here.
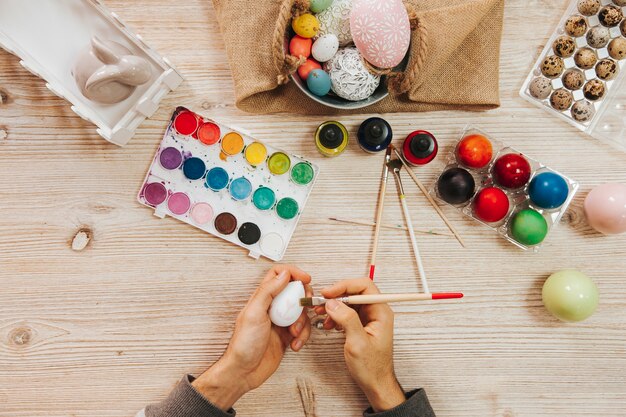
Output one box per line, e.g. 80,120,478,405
1,0,625,416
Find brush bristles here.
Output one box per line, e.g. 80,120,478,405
299,298,315,307
299,297,325,307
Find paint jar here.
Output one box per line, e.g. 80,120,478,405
315,121,348,157
290,162,315,186
276,197,299,220
238,222,261,245
221,132,245,156
144,182,168,206
245,142,268,167
260,233,285,258
173,110,199,136
191,203,214,225
229,177,253,201
357,117,392,153
268,152,291,175
402,130,438,166
214,212,238,235
168,192,191,215
182,157,207,180
206,167,230,191
159,147,182,170
253,187,276,211
197,122,221,146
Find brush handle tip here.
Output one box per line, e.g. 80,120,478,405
432,292,464,300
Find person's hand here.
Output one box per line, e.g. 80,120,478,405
193,265,312,410
314,278,406,412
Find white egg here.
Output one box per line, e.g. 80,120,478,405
312,34,339,63
269,281,305,327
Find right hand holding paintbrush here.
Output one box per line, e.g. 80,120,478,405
313,278,408,413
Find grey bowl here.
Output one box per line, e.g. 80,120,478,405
285,31,409,110
290,70,389,110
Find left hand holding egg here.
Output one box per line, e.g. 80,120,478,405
192,266,312,411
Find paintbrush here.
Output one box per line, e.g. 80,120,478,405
387,158,430,294
300,292,464,306
391,145,466,248
369,146,393,280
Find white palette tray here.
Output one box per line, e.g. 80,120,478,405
138,108,319,262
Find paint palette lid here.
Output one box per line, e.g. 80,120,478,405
0,0,183,146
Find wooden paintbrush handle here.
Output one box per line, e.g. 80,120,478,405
345,293,433,304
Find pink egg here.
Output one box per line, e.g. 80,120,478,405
584,183,626,235
350,0,411,69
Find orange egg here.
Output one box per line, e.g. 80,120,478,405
289,35,312,58
297,58,321,80
456,134,493,168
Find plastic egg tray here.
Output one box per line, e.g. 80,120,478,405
520,0,626,152
430,126,580,251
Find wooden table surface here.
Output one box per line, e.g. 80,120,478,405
1,1,625,416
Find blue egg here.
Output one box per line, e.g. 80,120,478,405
307,69,331,96
528,172,569,209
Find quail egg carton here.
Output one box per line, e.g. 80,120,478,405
520,0,626,152
430,126,580,252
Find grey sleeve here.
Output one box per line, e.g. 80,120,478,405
363,390,436,417
143,375,236,417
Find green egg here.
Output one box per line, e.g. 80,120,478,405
310,0,333,13
510,209,548,246
542,270,599,322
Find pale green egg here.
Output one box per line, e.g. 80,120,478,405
311,0,333,13
542,270,599,322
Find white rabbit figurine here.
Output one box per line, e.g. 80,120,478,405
72,36,152,104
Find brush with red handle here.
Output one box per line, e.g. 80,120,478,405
300,292,464,306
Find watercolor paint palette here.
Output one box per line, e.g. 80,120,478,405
520,0,626,152
138,108,319,261
430,126,579,251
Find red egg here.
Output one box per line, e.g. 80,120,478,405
473,187,510,223
297,58,321,80
289,35,312,59
457,134,493,168
493,153,532,189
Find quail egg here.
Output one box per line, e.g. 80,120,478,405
550,88,574,110
583,79,606,100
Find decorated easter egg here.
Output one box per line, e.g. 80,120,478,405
542,270,598,322
473,187,510,223
311,0,333,13
317,0,353,46
289,35,312,58
312,34,339,62
298,58,322,80
325,47,380,101
351,0,411,69
583,183,626,235
528,172,569,209
307,69,332,96
292,13,320,38
510,209,548,246
456,134,493,169
269,281,305,327
437,167,476,205
493,153,531,189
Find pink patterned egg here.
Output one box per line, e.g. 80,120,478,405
350,0,411,69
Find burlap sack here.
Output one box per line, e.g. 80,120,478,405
211,0,504,114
